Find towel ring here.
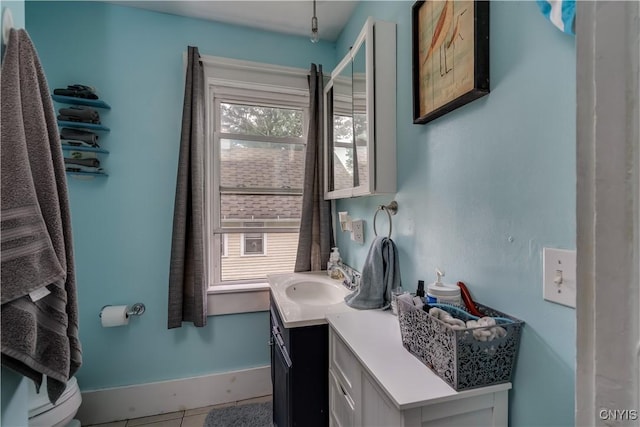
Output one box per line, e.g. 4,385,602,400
373,201,398,238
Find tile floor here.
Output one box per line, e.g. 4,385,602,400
85,395,272,427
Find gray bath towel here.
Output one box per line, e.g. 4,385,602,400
345,236,401,310
1,29,82,404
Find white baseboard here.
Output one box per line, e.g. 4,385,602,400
76,365,272,425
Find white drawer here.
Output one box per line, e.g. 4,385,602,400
330,331,360,396
329,369,355,427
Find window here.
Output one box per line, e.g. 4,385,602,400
220,234,228,258
240,222,265,256
205,58,309,286
242,233,266,256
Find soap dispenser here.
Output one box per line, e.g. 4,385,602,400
426,268,461,306
327,247,343,280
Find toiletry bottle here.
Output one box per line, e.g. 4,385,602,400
391,286,404,315
426,269,461,306
412,280,426,309
416,280,425,298
417,280,433,311
327,247,343,279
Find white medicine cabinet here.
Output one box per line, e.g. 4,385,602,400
324,18,397,200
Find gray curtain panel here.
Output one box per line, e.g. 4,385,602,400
168,46,207,328
295,64,334,272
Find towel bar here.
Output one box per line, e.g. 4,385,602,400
373,201,398,238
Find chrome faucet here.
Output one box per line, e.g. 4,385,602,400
335,263,360,290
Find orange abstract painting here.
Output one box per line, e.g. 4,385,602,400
412,0,490,124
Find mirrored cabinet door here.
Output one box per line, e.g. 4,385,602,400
352,36,368,191
324,18,396,200
328,59,355,193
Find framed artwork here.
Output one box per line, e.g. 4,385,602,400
412,0,490,124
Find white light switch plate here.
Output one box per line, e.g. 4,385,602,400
351,219,364,244
543,248,576,308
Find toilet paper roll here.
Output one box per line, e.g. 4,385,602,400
100,305,129,327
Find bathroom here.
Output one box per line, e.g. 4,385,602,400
1,1,638,426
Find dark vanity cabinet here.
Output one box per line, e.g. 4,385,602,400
270,294,329,427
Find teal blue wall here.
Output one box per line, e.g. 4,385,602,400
335,2,576,426
1,1,25,33
25,1,336,391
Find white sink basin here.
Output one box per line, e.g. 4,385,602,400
268,272,357,328
285,280,346,306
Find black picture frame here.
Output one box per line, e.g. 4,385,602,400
412,0,490,124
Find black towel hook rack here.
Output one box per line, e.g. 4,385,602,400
373,201,398,238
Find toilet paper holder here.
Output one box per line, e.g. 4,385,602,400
99,303,146,319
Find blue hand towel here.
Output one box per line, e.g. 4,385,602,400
345,236,401,310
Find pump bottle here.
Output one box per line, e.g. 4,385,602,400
327,247,343,279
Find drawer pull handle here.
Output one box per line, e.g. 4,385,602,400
340,383,348,396
332,373,355,409
272,326,285,347
272,328,292,368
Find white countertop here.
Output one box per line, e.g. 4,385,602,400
268,271,357,328
326,310,512,410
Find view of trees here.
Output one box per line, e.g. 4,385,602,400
219,101,365,178
221,103,303,137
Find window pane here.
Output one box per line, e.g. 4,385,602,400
220,232,298,281
220,194,301,228
355,112,369,188
213,96,306,285
332,147,354,191
244,233,264,255
332,114,354,191
333,114,353,144
220,139,305,190
220,235,227,257
220,103,304,137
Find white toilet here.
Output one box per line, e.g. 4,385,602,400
28,376,82,427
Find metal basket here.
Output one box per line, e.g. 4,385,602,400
397,297,524,391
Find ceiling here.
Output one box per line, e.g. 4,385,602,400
109,1,360,41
